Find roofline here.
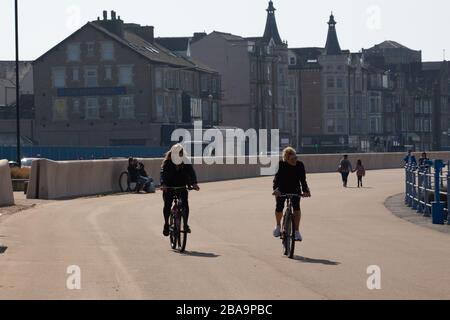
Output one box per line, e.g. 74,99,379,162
33,22,218,73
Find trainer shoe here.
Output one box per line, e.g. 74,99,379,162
273,226,281,238
295,231,303,242
163,224,170,237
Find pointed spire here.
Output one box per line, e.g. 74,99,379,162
263,1,283,45
325,12,342,55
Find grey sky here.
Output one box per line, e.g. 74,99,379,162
1,0,448,61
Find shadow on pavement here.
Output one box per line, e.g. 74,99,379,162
0,246,8,254
294,256,340,266
182,251,220,258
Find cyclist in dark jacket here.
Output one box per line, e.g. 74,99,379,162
160,144,200,237
273,147,311,242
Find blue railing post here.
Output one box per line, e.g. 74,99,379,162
447,161,450,225
424,166,431,217
405,164,410,204
412,167,418,210
426,159,445,225
417,166,424,214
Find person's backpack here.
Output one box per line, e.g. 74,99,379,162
144,178,156,194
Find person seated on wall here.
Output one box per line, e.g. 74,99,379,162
137,161,155,193
127,157,140,187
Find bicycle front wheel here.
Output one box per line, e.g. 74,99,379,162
169,215,178,250
282,212,292,257
178,212,188,253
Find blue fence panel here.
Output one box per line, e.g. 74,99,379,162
0,146,167,161
405,159,449,225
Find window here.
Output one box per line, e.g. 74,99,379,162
370,116,382,133
105,66,112,81
67,43,80,62
289,76,296,90
155,69,163,89
423,100,432,114
87,43,95,57
86,97,99,119
424,119,431,132
191,98,202,119
337,119,345,133
370,96,380,113
85,67,98,87
336,96,345,110
119,96,135,119
212,102,219,123
201,75,208,92
326,119,335,133
168,95,177,120
156,95,164,120
72,67,79,81
52,68,66,88
415,100,422,114
289,57,296,65
53,99,67,121
101,42,114,60
327,96,335,110
212,78,218,93
202,100,210,122
327,76,334,88
266,64,271,81
118,66,133,86
106,97,113,112
73,99,80,114
355,76,362,91
336,77,344,89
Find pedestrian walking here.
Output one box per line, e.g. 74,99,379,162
353,160,366,188
338,155,353,188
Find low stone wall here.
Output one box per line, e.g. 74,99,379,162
26,152,450,200
0,159,14,206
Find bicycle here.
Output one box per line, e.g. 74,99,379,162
163,186,193,253
119,171,137,193
280,194,302,259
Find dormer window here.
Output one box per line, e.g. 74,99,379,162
289,57,296,65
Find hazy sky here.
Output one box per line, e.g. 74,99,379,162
1,0,448,61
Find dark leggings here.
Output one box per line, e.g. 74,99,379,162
358,176,363,187
163,190,189,225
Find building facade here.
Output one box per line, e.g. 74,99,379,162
33,11,221,147
191,1,294,148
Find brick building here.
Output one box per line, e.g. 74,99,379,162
33,11,221,147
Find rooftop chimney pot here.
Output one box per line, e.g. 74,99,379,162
103,10,107,20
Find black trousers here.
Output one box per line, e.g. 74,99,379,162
357,175,363,187
163,190,189,225
341,172,350,185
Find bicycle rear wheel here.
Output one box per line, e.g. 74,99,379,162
288,217,296,259
119,172,129,192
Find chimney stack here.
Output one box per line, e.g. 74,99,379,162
111,11,116,20
103,10,107,20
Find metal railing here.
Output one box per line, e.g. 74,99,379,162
405,159,449,225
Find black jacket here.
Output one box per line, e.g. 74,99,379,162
128,164,139,182
273,161,310,194
160,160,198,188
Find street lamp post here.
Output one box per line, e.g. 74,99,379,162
15,0,21,166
